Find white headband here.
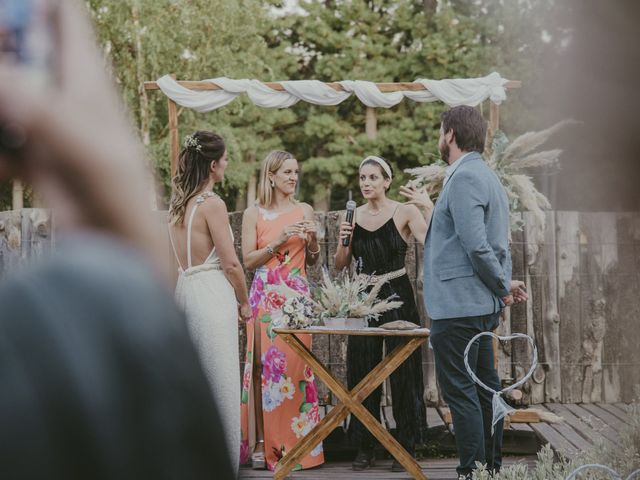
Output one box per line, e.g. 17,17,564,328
359,155,392,180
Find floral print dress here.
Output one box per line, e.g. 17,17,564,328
240,205,324,471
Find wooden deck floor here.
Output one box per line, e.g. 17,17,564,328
239,402,633,479
240,456,538,479
533,402,632,456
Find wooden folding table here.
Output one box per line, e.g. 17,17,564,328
273,326,430,480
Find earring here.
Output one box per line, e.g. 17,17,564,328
270,180,275,187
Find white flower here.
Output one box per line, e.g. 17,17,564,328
291,412,309,437
278,376,295,400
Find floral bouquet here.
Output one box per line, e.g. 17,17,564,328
312,267,403,322
272,294,320,329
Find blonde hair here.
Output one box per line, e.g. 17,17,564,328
257,150,298,207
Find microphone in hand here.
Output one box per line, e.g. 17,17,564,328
342,192,356,247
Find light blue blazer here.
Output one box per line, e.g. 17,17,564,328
423,152,512,320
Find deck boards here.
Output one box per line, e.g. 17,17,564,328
246,402,632,478
240,456,537,479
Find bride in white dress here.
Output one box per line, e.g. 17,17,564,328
168,131,252,476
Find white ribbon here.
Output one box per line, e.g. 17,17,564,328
565,465,640,480
156,72,510,111
463,332,538,436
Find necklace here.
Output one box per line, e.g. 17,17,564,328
367,204,385,216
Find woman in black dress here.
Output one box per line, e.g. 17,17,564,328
335,155,434,472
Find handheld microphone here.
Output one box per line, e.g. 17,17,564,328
343,191,356,247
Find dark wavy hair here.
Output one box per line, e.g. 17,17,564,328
169,131,225,224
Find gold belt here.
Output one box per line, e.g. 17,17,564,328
360,267,407,286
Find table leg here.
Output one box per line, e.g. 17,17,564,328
274,333,428,480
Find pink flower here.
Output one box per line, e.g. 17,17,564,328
262,346,287,383
240,439,250,465
267,267,283,285
284,274,308,295
305,380,318,404
308,404,321,424
242,364,251,391
249,276,264,311
265,291,286,311
304,365,314,382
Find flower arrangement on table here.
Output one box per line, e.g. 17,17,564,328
313,268,403,324
270,268,403,329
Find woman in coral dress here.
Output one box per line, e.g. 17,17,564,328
240,150,325,472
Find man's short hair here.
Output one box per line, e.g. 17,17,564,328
440,105,487,153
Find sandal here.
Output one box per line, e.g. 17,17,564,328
251,440,266,470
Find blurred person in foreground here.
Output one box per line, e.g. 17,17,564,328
0,0,233,478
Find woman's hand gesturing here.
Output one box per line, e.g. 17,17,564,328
399,185,434,212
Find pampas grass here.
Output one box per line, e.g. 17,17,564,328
313,267,403,321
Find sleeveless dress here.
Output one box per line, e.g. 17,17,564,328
169,193,241,475
240,205,324,471
347,212,428,451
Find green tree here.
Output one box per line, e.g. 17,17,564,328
86,0,295,209
268,0,499,209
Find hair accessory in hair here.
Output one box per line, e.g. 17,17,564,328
360,155,392,180
183,134,202,152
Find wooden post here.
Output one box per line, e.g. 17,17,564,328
489,100,501,369
168,75,179,179
489,101,500,135
168,98,179,178
365,107,377,140
12,179,24,210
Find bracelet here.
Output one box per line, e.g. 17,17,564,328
306,244,320,255
266,244,275,256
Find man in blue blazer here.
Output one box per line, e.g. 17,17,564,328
423,106,521,478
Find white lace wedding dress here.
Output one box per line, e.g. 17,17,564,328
170,193,240,474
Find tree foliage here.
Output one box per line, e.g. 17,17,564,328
0,0,568,211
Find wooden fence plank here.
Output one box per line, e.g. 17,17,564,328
0,210,22,280
522,211,547,404
579,213,610,403
602,212,640,402
556,211,583,403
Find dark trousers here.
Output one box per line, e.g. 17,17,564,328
346,335,426,452
430,313,503,476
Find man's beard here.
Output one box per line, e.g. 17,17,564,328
439,140,450,164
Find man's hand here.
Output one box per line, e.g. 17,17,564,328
502,294,514,306
510,280,528,303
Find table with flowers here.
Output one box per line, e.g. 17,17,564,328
272,326,430,480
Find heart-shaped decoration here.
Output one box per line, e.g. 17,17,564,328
463,332,538,435
565,464,640,480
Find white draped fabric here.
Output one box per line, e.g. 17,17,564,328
156,72,509,112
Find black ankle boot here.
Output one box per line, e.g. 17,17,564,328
351,447,375,471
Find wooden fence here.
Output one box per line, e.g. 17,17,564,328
2,209,639,405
